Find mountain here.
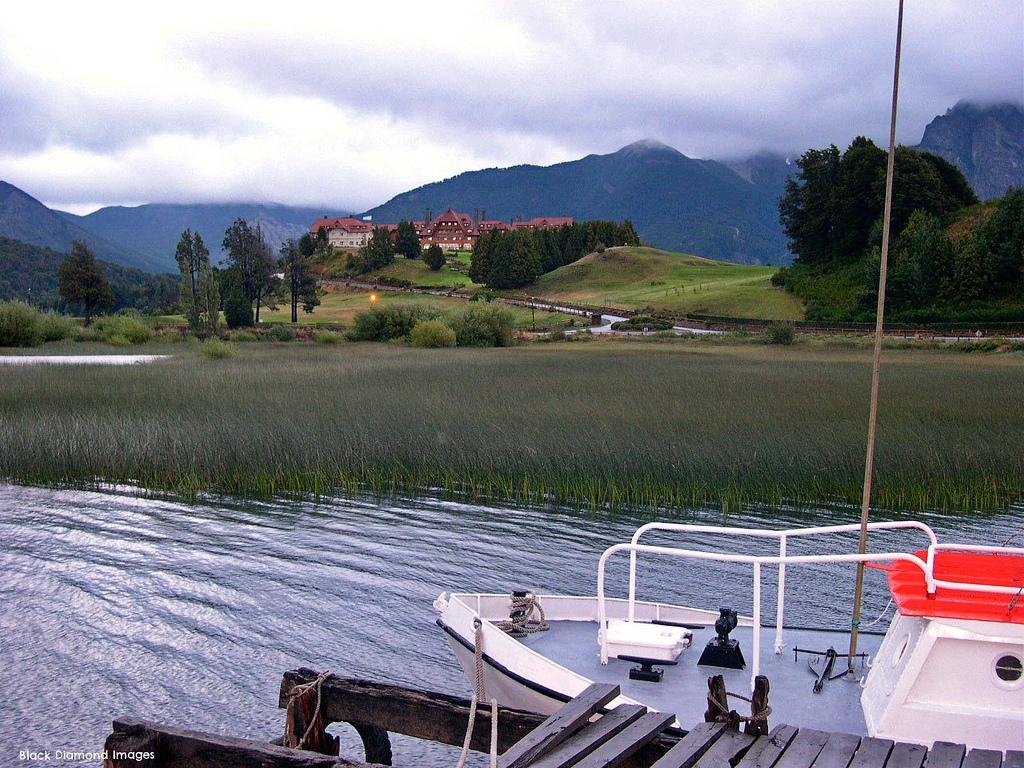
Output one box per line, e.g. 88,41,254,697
59,202,334,273
0,181,165,272
915,102,1024,201
361,140,791,264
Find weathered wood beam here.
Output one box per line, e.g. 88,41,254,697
280,669,547,754
104,717,379,768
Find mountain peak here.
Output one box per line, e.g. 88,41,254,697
617,139,683,158
917,101,1024,200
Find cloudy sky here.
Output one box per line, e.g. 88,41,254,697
1,0,1020,215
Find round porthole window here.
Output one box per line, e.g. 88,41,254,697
995,654,1023,683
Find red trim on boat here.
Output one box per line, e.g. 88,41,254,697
888,549,1024,624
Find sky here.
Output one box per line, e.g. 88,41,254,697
1,1,1021,215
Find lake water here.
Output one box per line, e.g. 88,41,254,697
0,483,1019,766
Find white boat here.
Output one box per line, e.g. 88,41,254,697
434,520,1024,752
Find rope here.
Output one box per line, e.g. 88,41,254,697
456,619,492,768
708,690,772,724
490,697,499,768
861,597,893,629
285,670,334,750
496,592,550,638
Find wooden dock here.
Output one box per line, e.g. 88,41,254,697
103,671,1022,768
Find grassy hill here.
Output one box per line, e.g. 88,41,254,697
316,245,803,320
531,246,803,319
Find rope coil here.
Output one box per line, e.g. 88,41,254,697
496,592,550,638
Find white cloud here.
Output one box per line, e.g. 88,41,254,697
0,0,1020,211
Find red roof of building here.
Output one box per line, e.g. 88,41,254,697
512,216,574,229
887,549,1024,624
310,217,374,234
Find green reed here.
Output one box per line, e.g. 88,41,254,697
0,342,1022,512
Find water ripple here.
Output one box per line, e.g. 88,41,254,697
0,483,1019,765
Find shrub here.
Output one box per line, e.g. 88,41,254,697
374,276,412,288
199,338,234,359
38,311,77,342
224,286,254,328
450,304,515,347
267,324,296,342
767,321,796,345
230,331,259,342
0,301,42,347
410,319,457,348
347,305,431,342
92,315,154,345
314,330,342,345
610,315,673,332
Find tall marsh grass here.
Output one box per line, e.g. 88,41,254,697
0,343,1021,512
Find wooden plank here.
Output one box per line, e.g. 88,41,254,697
572,711,676,768
689,728,757,768
772,728,830,768
105,717,373,768
1003,753,1024,768
734,725,800,768
925,743,966,768
847,737,894,768
498,683,621,768
281,670,548,755
649,723,730,768
528,705,648,768
962,750,1003,768
810,732,861,768
884,742,927,768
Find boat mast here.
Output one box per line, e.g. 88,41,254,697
849,0,905,672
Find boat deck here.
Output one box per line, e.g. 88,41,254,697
498,682,1023,768
518,619,885,737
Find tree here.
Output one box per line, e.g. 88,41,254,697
281,236,321,322
174,228,219,337
977,188,1024,289
222,218,279,322
424,242,445,271
778,145,841,265
471,229,541,289
58,241,113,325
223,283,254,328
780,141,977,268
395,220,422,259
348,226,395,274
831,137,887,261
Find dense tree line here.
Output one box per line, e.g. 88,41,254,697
471,220,640,289
774,137,1024,322
0,236,178,315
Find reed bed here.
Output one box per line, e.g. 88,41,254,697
1,342,1022,512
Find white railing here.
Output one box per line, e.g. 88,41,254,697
596,521,1024,689
626,521,937,653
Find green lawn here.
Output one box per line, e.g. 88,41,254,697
532,247,804,319
374,256,476,289
260,284,577,330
